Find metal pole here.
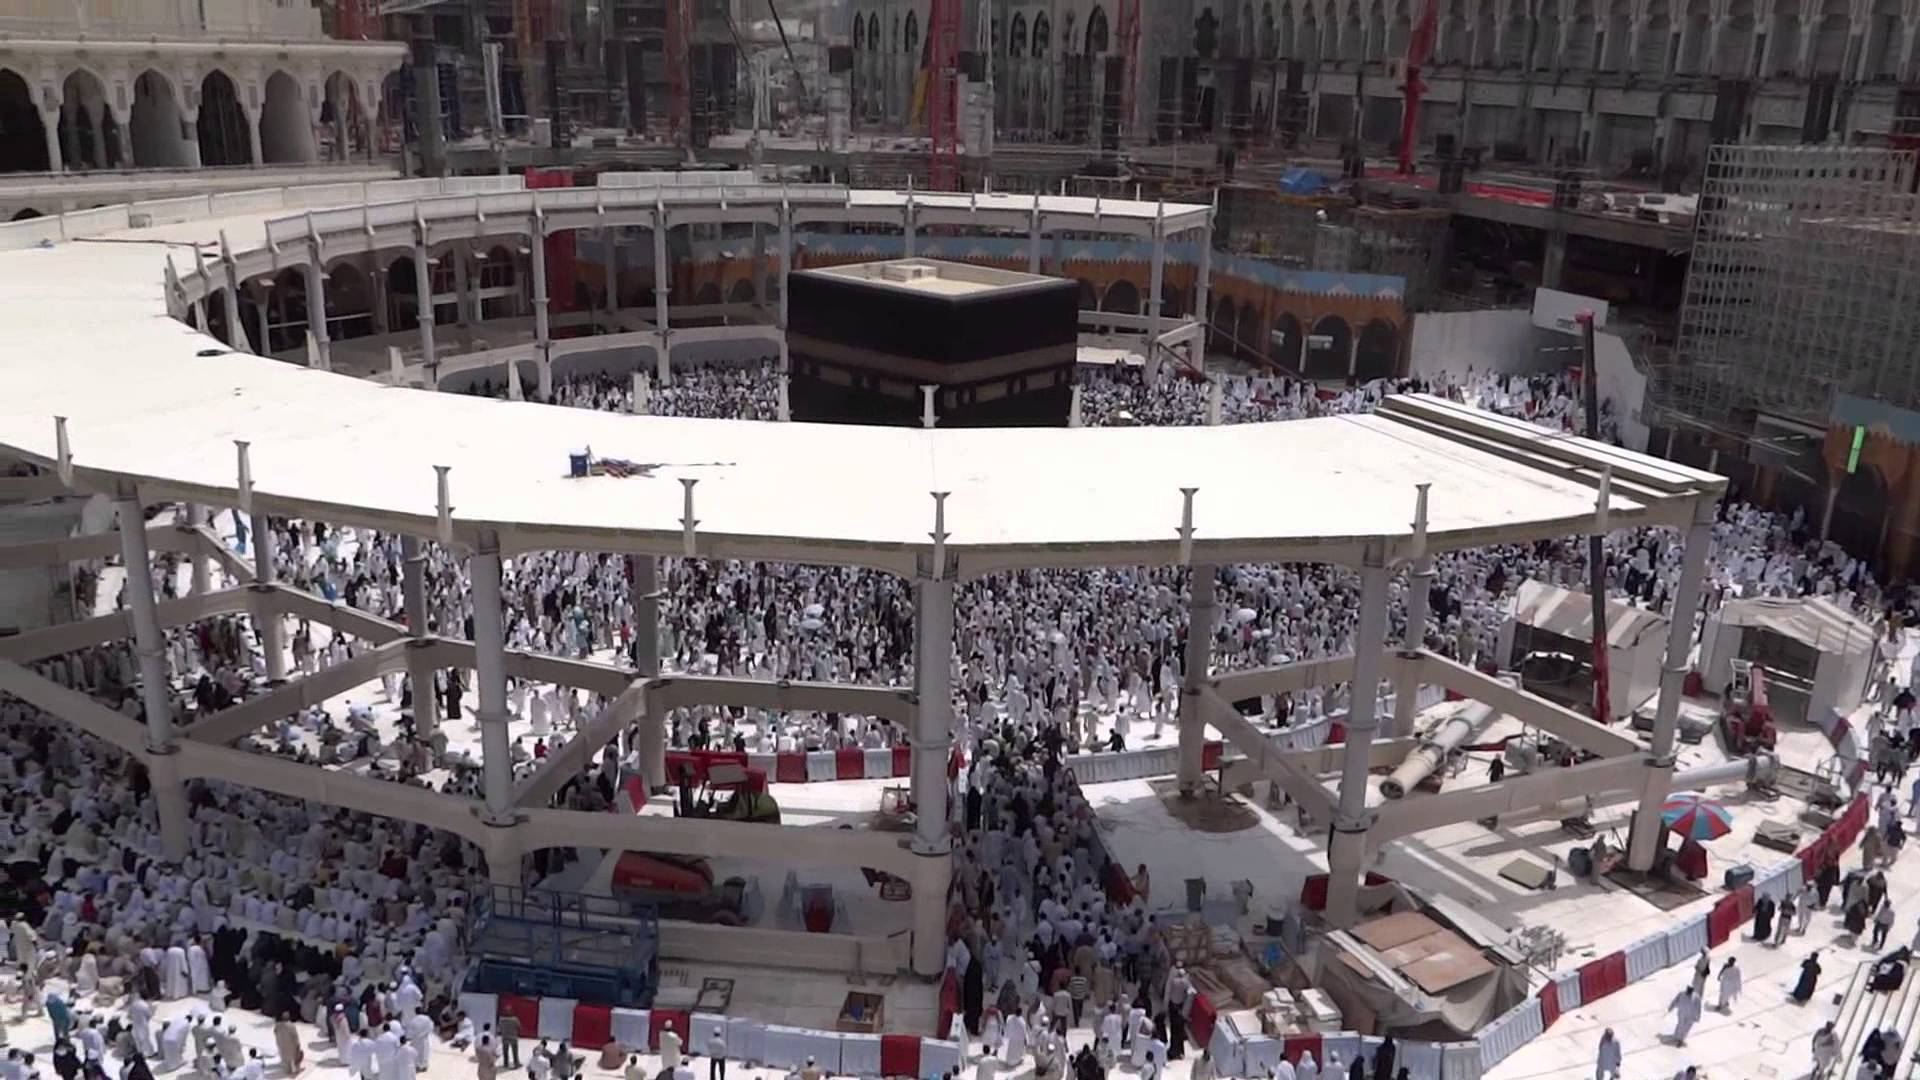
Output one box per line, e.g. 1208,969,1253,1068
1626,498,1717,870
1326,541,1390,926
402,534,439,733
471,534,515,825
1177,564,1217,797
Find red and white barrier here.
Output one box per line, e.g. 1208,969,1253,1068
455,992,958,1078
724,742,1230,785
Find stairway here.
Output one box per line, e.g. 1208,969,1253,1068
1838,954,1920,1079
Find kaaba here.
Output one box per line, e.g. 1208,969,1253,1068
786,258,1079,427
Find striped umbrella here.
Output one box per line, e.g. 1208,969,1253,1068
1662,793,1734,842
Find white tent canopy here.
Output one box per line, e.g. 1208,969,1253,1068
1498,580,1669,720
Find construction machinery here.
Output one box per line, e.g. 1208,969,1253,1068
670,760,781,824
925,0,962,188
1396,0,1439,174
1720,658,1777,753
610,852,764,925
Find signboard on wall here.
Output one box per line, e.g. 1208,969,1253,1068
1532,287,1610,336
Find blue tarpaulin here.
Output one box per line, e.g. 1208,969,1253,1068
1279,168,1326,194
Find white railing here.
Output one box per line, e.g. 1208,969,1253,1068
0,0,324,40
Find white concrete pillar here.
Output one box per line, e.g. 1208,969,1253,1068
186,504,212,594
244,107,263,165
304,258,332,370
471,533,516,825
181,118,201,168
221,286,245,352
531,222,552,394
118,497,176,752
1394,551,1435,739
250,511,286,683
652,216,670,377
903,203,917,257
1177,564,1216,796
413,244,437,366
912,571,954,854
452,241,473,327
634,555,665,790
1326,541,1390,927
253,291,272,356
402,533,439,733
1028,217,1043,273
40,106,63,174
88,103,109,173
1627,498,1718,869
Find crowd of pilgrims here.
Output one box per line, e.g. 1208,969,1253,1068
0,698,489,1080
0,357,1912,1080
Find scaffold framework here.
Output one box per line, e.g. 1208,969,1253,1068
1661,144,1920,434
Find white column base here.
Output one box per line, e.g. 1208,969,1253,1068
1325,823,1370,928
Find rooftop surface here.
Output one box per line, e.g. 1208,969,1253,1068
806,257,1057,297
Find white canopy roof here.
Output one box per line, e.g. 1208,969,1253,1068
0,189,1727,578
1511,579,1670,649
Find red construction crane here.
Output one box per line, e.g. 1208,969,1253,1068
1397,0,1439,174
1116,0,1141,143
926,0,962,189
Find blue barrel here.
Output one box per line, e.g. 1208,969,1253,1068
569,451,591,478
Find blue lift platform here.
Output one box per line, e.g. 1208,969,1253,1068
464,884,661,1008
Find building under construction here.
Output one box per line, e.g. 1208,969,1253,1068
1654,143,1920,557
1660,145,1920,438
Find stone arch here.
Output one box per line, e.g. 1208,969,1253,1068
59,67,119,171
204,286,234,345
1261,2,1279,56
1210,295,1237,352
1011,13,1029,54
1355,318,1399,379
199,70,252,166
322,70,371,160
1500,0,1529,65
1718,0,1755,73
1075,278,1099,308
1102,278,1140,313
130,68,193,168
1163,283,1189,317
1828,463,1889,562
1270,311,1303,368
1599,0,1631,67
728,277,757,303
1531,0,1562,67
1367,0,1388,61
325,262,374,340
263,267,310,353
1767,3,1800,73
1864,0,1901,76
904,11,921,53
1234,303,1262,363
1564,0,1596,68
1677,0,1712,72
1387,0,1411,56
854,14,866,48
1305,314,1350,378
695,281,723,305
10,207,42,220
259,70,316,164
387,254,421,332
1278,2,1298,56
1087,5,1112,54
1637,0,1671,70
0,70,49,173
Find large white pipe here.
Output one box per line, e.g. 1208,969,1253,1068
1380,702,1500,800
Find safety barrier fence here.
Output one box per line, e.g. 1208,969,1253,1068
453,992,965,1079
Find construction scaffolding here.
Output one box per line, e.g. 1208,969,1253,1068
1660,144,1920,434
